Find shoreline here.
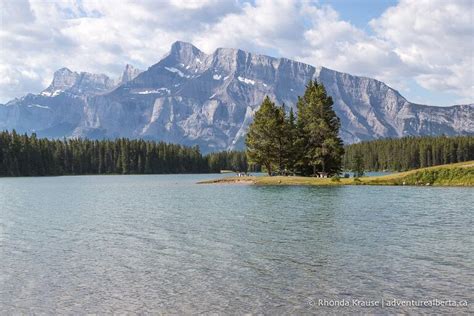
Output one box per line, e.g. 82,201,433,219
198,161,474,187
202,177,256,185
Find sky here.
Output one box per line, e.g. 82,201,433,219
0,0,472,106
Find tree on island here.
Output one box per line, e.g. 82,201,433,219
295,80,344,176
283,107,298,173
246,80,344,176
245,96,287,175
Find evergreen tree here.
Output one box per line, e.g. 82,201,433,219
352,153,365,177
295,80,344,176
246,96,286,175
120,140,129,174
283,107,297,173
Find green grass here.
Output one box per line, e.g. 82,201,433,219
199,161,474,187
360,161,473,186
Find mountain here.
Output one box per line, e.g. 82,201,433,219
0,41,472,152
41,68,116,97
119,64,143,85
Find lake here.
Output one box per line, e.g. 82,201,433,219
0,174,472,314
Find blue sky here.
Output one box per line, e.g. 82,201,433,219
320,0,398,31
0,0,472,106
316,0,468,106
324,0,469,106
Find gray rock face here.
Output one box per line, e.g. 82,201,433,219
1,41,472,152
41,68,116,97
119,64,143,85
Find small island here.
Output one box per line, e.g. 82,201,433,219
200,81,473,188
199,161,474,187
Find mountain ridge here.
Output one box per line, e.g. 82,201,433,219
0,41,472,152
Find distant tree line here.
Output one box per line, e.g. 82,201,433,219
2,124,472,178
0,130,250,177
246,81,344,176
344,135,474,171
206,150,257,173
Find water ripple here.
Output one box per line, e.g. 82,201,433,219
0,175,472,314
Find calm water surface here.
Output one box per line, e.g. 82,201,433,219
0,175,472,314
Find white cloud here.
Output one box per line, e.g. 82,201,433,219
0,0,241,102
169,0,218,10
298,5,407,81
0,0,472,104
194,0,306,56
369,0,473,101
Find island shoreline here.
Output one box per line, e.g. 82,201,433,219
198,161,474,187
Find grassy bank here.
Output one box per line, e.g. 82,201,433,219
199,161,474,187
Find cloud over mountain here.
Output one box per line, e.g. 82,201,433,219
0,0,472,105
1,41,472,153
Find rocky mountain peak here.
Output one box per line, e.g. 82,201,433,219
41,68,115,97
167,40,206,64
76,72,115,91
41,68,79,96
1,42,472,152
52,68,78,86
54,67,74,76
120,64,143,84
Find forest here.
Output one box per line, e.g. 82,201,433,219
0,130,248,177
344,135,474,171
1,131,473,177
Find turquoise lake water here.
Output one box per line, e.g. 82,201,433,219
0,174,472,314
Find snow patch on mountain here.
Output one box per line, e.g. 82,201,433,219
237,76,255,85
41,90,63,97
0,41,472,153
27,104,51,109
164,66,191,78
132,88,170,95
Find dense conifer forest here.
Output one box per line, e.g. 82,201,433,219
344,136,474,171
0,130,249,176
1,130,472,178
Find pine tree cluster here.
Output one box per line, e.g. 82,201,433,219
246,81,344,176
